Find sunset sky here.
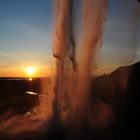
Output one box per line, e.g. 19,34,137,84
0,0,140,77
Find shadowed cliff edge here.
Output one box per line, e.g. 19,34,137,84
90,61,140,139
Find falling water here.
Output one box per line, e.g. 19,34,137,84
0,0,140,139
53,0,109,128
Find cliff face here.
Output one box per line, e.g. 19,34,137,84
90,61,140,139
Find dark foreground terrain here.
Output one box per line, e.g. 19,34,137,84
90,61,140,140
0,62,140,140
0,77,41,115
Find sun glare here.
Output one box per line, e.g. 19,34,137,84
26,67,35,76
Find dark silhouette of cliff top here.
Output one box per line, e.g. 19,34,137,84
90,61,140,139
91,61,140,104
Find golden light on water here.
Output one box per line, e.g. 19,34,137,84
29,77,32,81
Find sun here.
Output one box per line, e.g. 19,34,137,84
26,67,35,76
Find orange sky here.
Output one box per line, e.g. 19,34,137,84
0,62,118,77
0,0,139,77
0,65,55,77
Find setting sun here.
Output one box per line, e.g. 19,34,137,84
26,67,35,76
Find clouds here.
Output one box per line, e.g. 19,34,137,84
0,0,53,75
0,17,53,73
0,18,51,44
97,0,140,71
0,49,55,77
0,0,140,76
0,51,21,66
